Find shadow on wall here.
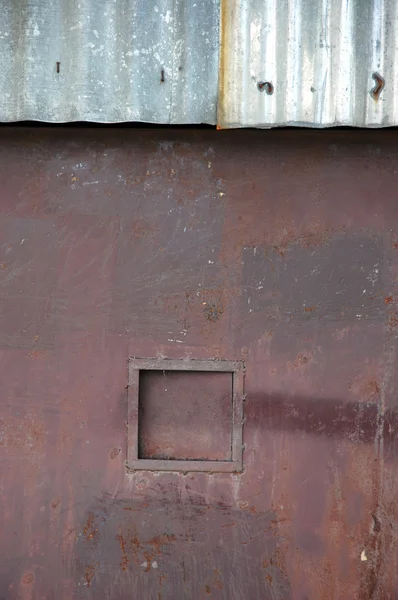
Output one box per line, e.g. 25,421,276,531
245,392,396,453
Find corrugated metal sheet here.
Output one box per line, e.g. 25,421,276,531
0,0,397,127
219,0,395,128
0,0,220,124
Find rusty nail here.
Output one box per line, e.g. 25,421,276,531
370,72,384,100
160,69,165,83
257,81,274,95
56,62,60,74
22,573,34,585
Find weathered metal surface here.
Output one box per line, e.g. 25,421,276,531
127,358,244,472
138,370,233,460
0,0,219,124
1,128,398,598
219,0,398,128
3,0,398,128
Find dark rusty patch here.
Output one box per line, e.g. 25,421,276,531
129,532,141,559
116,534,129,571
109,447,121,459
304,306,317,313
203,302,224,322
371,512,381,534
83,513,98,542
370,72,385,100
27,350,45,359
270,227,344,258
148,533,176,548
51,497,61,509
84,562,99,587
388,312,398,328
21,572,34,585
143,550,153,572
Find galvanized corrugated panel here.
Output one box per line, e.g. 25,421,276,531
0,0,220,124
218,0,396,128
1,0,397,127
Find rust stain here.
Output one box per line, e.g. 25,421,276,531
288,352,311,370
27,350,45,359
238,501,257,514
131,218,158,238
217,0,230,127
203,302,224,322
51,498,61,509
116,534,129,571
129,532,141,563
271,226,346,257
84,562,99,587
21,572,34,586
114,531,175,573
148,533,176,553
213,569,223,590
83,513,98,542
387,312,398,328
304,305,317,313
205,584,211,594
123,502,149,511
370,72,385,101
143,550,153,572
109,447,121,459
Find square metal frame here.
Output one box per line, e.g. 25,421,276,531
127,358,245,473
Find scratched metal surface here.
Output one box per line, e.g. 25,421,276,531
1,128,398,599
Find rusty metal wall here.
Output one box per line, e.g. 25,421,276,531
1,128,398,599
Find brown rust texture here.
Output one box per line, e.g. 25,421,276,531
1,128,398,598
